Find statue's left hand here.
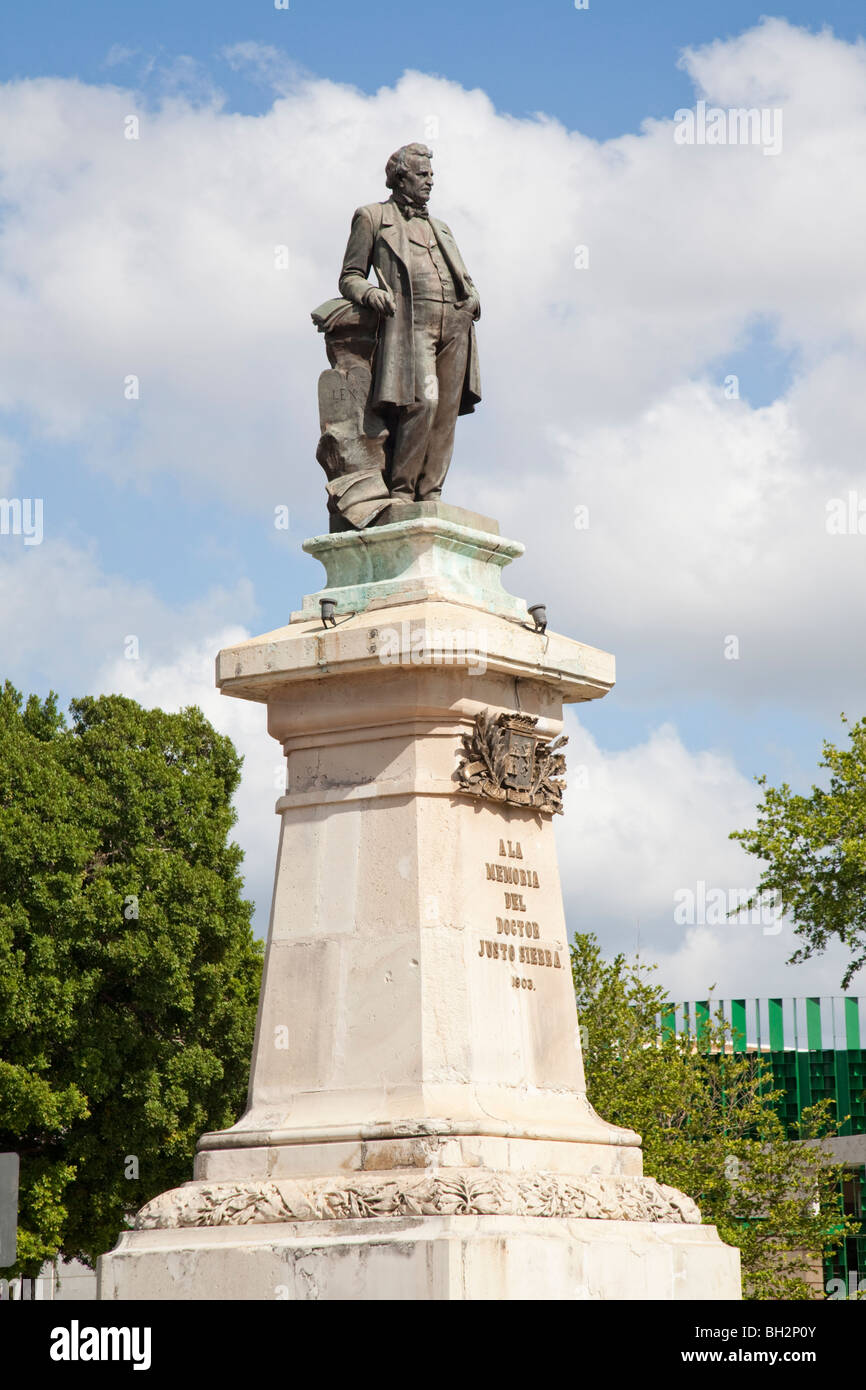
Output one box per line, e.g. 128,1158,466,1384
458,290,481,321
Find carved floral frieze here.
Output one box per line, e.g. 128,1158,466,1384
134,1172,700,1229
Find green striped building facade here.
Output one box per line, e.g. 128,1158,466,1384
662,996,866,1295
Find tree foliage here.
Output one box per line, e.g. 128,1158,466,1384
572,932,858,1299
0,682,263,1275
731,714,866,987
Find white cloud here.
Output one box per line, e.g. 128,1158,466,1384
653,924,856,1007
558,708,859,997
472,376,866,715
1,525,856,985
104,46,139,70
1,19,863,512
222,42,310,94
3,19,866,991
0,532,276,928
680,17,866,122
558,714,758,921
0,539,256,690
0,21,863,714
0,436,21,494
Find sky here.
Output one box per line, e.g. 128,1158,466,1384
1,1,865,1021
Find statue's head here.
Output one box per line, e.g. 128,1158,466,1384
385,143,433,207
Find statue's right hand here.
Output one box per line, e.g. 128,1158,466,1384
365,287,396,317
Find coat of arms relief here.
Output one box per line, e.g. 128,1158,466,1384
455,710,568,816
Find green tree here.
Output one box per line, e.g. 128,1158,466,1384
0,682,263,1275
731,714,866,987
572,932,858,1299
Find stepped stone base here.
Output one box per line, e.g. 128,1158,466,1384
97,506,742,1301
98,1213,740,1301
98,1163,741,1300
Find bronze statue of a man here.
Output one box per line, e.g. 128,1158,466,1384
312,143,481,529
338,143,481,506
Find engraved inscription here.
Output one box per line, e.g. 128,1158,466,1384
480,928,561,969
479,939,561,969
496,917,539,938
477,838,564,986
486,863,540,887
478,938,516,961
517,944,561,969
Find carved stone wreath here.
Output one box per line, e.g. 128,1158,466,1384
134,1172,699,1229
455,710,568,816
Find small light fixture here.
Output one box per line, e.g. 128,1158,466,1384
528,603,547,634
320,598,337,628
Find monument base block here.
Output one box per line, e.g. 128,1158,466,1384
98,1213,739,1301
98,507,742,1301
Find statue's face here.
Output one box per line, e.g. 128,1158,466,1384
400,155,433,206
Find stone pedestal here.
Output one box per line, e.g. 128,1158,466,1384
98,503,741,1301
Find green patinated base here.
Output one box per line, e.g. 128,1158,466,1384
295,502,529,623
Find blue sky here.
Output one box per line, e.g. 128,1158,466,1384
1,2,865,1000
4,0,866,137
